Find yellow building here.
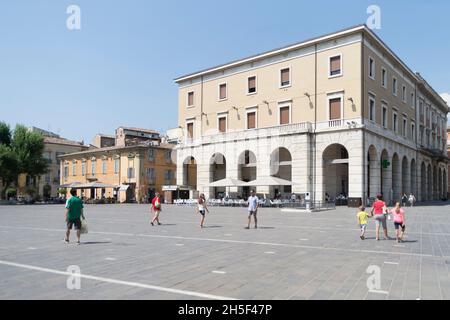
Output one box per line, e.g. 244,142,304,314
16,127,87,199
59,143,176,203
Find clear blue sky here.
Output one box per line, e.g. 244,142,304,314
1,0,449,143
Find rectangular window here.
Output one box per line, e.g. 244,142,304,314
81,162,85,176
165,170,173,181
64,166,68,180
411,123,415,142
279,105,290,125
369,96,376,121
382,104,388,128
381,67,387,88
411,92,415,107
102,160,107,174
72,161,76,176
393,112,398,132
329,97,342,120
147,168,155,182
187,91,194,107
91,160,96,176
187,122,194,139
114,159,119,174
127,167,134,179
280,68,290,87
248,76,256,94
369,57,375,79
247,111,256,129
218,116,227,133
402,85,406,102
165,150,172,163
329,55,342,77
218,83,227,100
403,118,407,137
148,149,155,161
392,77,397,96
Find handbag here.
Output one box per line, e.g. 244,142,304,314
80,218,88,234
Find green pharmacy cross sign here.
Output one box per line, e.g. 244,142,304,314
381,159,390,169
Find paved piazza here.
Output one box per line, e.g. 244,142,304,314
0,202,450,300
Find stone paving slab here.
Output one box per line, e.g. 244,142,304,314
0,202,449,300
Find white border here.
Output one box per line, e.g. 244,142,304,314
279,67,292,88
381,103,388,128
218,82,228,101
247,75,257,95
328,54,343,78
186,91,195,108
278,101,292,125
327,92,344,120
368,95,376,122
368,56,375,80
217,113,228,133
245,106,258,130
381,66,387,89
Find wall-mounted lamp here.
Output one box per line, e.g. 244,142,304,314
262,100,272,115
348,97,354,104
304,92,311,99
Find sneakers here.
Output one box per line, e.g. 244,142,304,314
76,241,81,245
63,239,69,244
158,222,162,225
360,235,365,240
245,226,250,229
151,222,154,226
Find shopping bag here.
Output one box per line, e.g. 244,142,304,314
80,218,88,234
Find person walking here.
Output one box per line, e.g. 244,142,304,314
401,193,408,207
246,190,259,229
370,194,389,241
64,188,85,245
357,206,370,240
197,193,210,228
150,192,162,226
408,193,416,207
391,202,406,243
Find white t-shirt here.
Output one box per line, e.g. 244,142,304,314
248,196,258,212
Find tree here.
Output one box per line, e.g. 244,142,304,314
0,122,49,199
0,144,19,199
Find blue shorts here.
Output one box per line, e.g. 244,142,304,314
199,209,205,216
359,224,367,231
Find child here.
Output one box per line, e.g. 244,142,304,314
357,206,370,240
197,193,210,228
391,202,406,243
150,192,162,226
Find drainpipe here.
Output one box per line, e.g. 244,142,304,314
313,44,318,203
361,33,366,206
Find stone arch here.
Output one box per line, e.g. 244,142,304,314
392,153,401,203
322,144,349,201
367,145,379,198
270,147,292,197
380,149,391,204
401,156,409,196
209,153,226,198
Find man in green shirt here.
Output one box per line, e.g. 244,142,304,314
64,188,85,245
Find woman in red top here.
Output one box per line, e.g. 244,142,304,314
150,192,162,226
370,194,389,241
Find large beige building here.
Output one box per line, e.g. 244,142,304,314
174,24,449,205
59,128,176,203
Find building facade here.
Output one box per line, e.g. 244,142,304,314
16,128,87,199
174,25,449,205
59,129,176,203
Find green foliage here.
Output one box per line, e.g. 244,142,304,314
57,188,67,196
0,122,11,146
0,122,49,199
25,186,37,196
5,187,16,198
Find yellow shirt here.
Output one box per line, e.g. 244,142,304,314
357,211,369,225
